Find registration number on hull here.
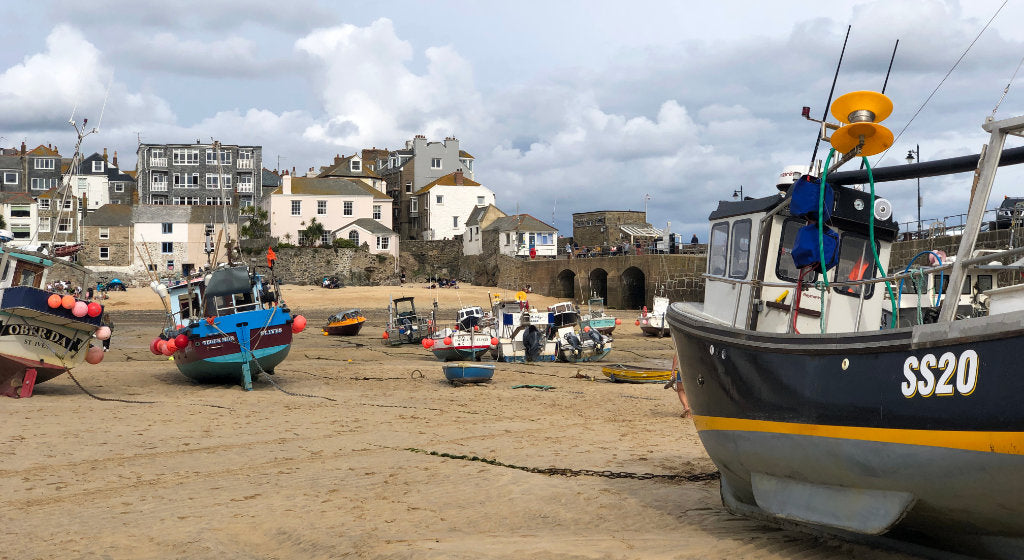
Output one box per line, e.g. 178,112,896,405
901,350,978,398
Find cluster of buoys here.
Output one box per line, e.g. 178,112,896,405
422,337,435,349
46,293,103,318
292,315,307,333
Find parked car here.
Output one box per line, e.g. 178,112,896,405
995,197,1024,229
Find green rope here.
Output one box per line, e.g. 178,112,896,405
862,156,898,328
818,149,835,289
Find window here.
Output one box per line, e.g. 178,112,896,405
708,222,729,276
205,196,231,206
63,199,73,210
405,181,412,193
173,196,199,205
57,218,72,233
776,219,815,282
505,233,511,244
320,232,330,245
166,260,174,271
38,218,50,233
92,160,104,173
729,219,751,279
410,198,418,213
38,199,50,210
431,158,442,169
162,223,173,234
373,205,381,220
31,178,56,190
112,182,125,192
99,247,109,260
318,200,327,215
453,216,459,228
205,174,219,189
377,236,390,250
291,200,301,216
3,171,17,184
831,233,877,298
344,201,353,216
34,158,55,170
435,195,443,205
11,226,30,239
237,173,253,192
238,150,253,169
151,171,168,191
11,205,30,218
477,196,485,205
206,149,231,165
99,227,109,239
239,197,253,208
151,197,165,205
161,242,174,254
351,159,361,172
172,148,199,165
348,230,359,244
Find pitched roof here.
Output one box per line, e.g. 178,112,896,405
132,204,239,224
333,218,396,236
459,150,474,159
483,213,556,233
83,203,133,227
465,204,503,227
0,192,35,205
414,172,482,195
271,177,390,200
27,145,59,156
262,168,281,187
317,154,382,179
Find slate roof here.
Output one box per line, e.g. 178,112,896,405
83,203,133,227
132,204,239,224
333,218,396,236
465,204,503,227
483,214,556,233
262,168,281,188
0,192,36,205
459,150,474,159
271,177,390,200
413,172,482,195
317,154,382,179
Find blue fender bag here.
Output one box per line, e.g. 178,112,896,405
792,224,840,272
789,175,834,223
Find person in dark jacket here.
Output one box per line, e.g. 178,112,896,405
101,312,114,351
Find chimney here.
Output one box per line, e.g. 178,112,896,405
103,147,108,162
454,170,464,186
113,151,118,167
283,174,292,195
20,141,25,155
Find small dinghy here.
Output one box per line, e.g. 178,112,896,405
601,363,673,383
442,362,495,385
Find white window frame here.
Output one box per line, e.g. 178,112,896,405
291,200,301,216
377,236,390,250
161,241,173,254
3,171,17,184
92,160,104,173
373,205,381,220
237,173,253,192
57,218,72,233
113,182,125,193
38,217,50,233
436,195,443,205
205,174,219,189
317,200,327,215
162,223,173,234
348,230,359,244
99,247,109,260
477,196,485,205
172,148,199,165
38,199,50,210
405,181,412,194
410,197,419,213
431,157,442,169
343,201,353,216
351,159,361,172
63,199,73,210
453,216,459,228
99,227,109,239
34,158,55,170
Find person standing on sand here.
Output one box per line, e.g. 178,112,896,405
670,354,691,417
101,311,114,352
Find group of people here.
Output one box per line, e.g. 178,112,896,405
46,280,101,301
428,277,459,289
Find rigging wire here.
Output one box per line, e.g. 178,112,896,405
991,51,1024,119
875,0,1008,165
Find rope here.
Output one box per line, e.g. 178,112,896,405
863,156,897,328
992,50,1024,119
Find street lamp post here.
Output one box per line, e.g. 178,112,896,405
643,193,651,217
733,185,744,200
906,146,920,234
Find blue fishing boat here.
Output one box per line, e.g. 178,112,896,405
442,362,495,384
152,248,304,391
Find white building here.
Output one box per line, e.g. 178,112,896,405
413,171,495,240
483,214,559,258
265,175,393,246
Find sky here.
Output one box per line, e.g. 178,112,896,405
2,0,1024,238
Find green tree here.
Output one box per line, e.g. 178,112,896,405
300,217,326,247
239,206,269,240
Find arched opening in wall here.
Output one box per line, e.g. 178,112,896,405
589,268,608,301
620,266,646,310
555,269,576,299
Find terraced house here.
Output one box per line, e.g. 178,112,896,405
135,141,263,212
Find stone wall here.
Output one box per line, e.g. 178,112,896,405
398,239,464,281
240,246,400,286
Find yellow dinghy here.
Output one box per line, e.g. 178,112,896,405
601,363,673,384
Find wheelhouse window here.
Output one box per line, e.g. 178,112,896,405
832,233,877,298
775,219,817,283
729,219,751,279
708,221,730,276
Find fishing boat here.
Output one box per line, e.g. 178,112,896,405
382,296,430,346
601,363,672,384
580,296,619,334
152,249,303,391
2,116,111,398
666,92,1024,557
422,306,495,362
442,362,495,385
550,301,612,362
323,309,365,336
490,293,557,362
636,295,669,336
0,248,110,397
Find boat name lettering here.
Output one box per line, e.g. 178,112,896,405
262,327,282,335
0,323,83,350
201,335,236,345
901,350,978,398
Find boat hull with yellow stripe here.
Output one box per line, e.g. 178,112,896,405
668,302,1024,557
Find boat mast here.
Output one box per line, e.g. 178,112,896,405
938,114,1024,322
213,139,234,265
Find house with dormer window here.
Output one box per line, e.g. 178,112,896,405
264,174,393,246
413,170,495,240
70,149,136,210
316,152,387,194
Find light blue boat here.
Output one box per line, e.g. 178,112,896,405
442,362,495,384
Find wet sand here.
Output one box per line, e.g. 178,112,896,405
1,284,920,559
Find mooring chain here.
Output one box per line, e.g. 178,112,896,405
64,370,231,409
407,448,720,483
257,370,336,401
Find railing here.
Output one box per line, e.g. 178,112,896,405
237,159,254,170
898,208,1000,240
236,184,254,193
151,182,168,192
149,157,167,167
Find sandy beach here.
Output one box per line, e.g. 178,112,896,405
1,283,919,559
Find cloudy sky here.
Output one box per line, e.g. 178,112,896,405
2,0,1024,237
